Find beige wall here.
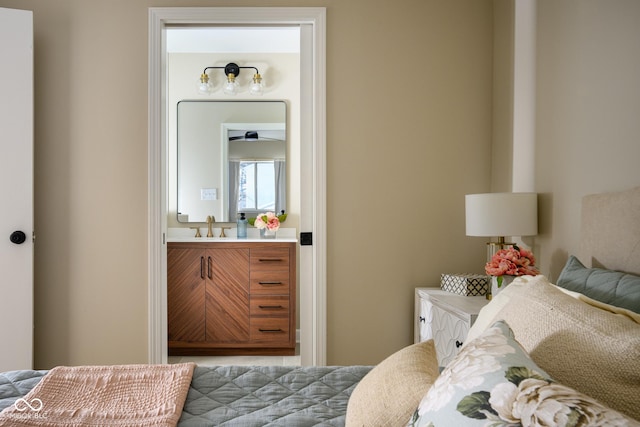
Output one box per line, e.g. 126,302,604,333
325,2,493,364
534,0,640,279
0,0,493,368
491,0,515,192
8,0,638,369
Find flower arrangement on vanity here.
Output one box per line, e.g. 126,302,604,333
248,211,287,238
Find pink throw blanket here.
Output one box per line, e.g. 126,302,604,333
0,363,195,427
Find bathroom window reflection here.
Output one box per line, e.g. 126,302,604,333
229,159,285,219
239,161,275,212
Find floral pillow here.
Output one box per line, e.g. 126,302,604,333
407,320,639,426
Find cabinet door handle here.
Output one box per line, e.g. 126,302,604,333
456,340,463,348
207,256,212,279
259,328,284,333
259,305,284,309
419,316,425,323
258,281,283,286
200,257,205,279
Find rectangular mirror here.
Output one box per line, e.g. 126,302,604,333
177,100,286,223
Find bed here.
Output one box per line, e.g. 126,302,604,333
0,364,372,426
1,187,639,427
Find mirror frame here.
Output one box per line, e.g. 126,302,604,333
148,7,326,366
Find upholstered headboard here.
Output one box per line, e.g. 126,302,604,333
579,186,640,275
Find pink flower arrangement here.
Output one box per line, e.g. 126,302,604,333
485,246,539,277
253,212,281,231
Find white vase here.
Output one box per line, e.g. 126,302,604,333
260,228,277,239
491,275,516,298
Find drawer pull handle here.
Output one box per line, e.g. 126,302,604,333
258,258,284,262
456,340,463,348
259,328,284,333
259,281,283,286
259,305,284,309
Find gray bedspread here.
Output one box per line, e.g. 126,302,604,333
0,365,371,426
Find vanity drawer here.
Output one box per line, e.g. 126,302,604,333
250,295,289,317
250,317,290,343
250,248,290,271
250,271,290,295
251,296,290,317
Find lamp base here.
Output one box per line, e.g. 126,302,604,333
485,238,518,300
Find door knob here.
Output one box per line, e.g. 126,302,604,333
10,231,27,244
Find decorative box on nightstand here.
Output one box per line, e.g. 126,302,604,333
414,287,489,367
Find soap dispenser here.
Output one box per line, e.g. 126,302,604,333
237,212,248,238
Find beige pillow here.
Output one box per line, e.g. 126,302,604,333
345,339,439,427
467,275,640,345
464,275,640,421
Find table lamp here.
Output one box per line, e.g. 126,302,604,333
465,192,538,262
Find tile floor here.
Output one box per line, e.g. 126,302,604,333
168,346,301,366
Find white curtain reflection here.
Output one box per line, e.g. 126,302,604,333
228,161,240,220
275,160,286,214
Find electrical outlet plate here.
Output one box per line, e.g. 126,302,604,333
201,188,217,201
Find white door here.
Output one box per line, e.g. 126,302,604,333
0,7,34,371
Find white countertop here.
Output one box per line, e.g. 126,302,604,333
167,227,298,243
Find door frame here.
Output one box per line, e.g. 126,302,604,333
148,7,327,365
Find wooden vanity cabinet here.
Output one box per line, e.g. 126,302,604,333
168,241,296,356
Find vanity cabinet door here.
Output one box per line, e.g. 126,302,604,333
167,246,206,343
206,248,250,343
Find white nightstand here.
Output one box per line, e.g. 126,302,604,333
415,287,489,367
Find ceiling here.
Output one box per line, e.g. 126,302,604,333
166,27,300,53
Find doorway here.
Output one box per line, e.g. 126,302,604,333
148,7,327,366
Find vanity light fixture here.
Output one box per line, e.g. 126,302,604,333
197,62,263,96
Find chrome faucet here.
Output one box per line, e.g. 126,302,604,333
206,215,215,237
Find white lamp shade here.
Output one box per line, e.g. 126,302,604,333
465,192,538,237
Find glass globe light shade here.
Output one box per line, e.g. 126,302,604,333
223,73,238,95
249,73,264,96
197,73,213,95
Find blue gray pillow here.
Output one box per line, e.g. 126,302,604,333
556,255,640,313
